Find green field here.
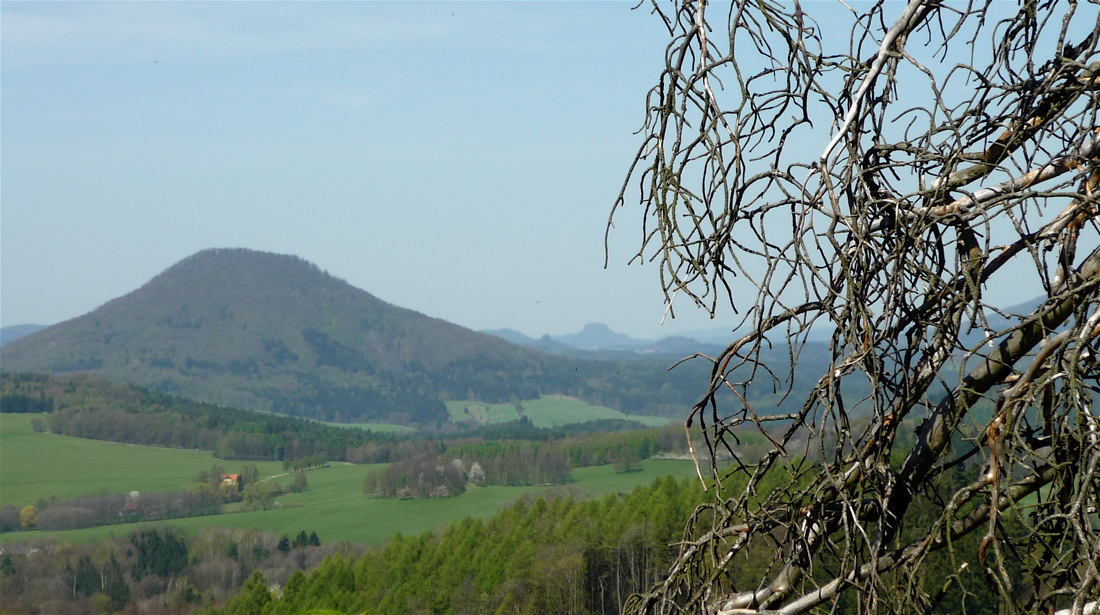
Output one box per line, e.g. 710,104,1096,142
446,395,670,429
0,413,697,547
0,414,286,506
446,400,521,424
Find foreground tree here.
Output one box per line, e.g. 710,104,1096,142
614,1,1099,613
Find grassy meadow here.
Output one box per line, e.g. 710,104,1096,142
0,413,285,506
0,412,698,547
446,394,670,428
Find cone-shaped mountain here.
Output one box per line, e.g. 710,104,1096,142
1,248,611,423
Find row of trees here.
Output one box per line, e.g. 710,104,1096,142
2,372,392,462
0,392,54,413
281,453,328,472
0,488,221,533
363,454,471,499
361,448,569,499
2,372,698,471
0,463,304,533
361,426,701,499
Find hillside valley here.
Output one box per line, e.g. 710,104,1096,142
1,249,720,424
3,249,1048,428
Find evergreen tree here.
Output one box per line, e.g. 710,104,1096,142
103,554,130,612
222,570,271,615
72,555,99,597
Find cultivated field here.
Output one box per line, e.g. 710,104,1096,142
0,414,286,506
0,413,697,547
445,395,670,428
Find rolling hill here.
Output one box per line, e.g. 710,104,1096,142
0,249,705,423
0,324,47,347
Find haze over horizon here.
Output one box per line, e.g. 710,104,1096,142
1,2,1046,339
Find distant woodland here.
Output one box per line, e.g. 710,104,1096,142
0,465,1009,615
0,477,703,615
0,249,721,423
0,373,712,515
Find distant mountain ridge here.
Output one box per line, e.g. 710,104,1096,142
488,293,1051,355
0,324,46,347
482,323,727,357
0,248,706,423
555,323,639,350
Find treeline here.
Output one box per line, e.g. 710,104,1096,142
362,445,573,499
0,489,220,532
225,464,1014,615
430,353,717,417
363,455,472,498
0,391,54,413
0,463,300,533
0,477,706,615
2,373,705,474
271,351,717,422
0,526,352,614
361,426,691,499
223,476,704,615
1,372,390,462
266,370,448,425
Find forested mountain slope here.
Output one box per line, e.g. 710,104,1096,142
0,249,707,423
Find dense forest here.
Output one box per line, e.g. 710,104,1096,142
0,476,705,615
0,249,722,423
0,374,1013,615
0,461,1019,615
0,525,353,614
225,463,1012,615
0,372,386,463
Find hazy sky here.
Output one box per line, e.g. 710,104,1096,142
0,1,1055,339
3,1,708,338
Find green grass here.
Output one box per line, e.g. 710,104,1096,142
521,395,670,428
0,414,285,507
445,400,521,424
567,459,699,493
446,395,670,429
1,412,699,547
3,459,699,546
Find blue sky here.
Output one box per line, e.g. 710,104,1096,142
2,1,714,338
1,1,1061,340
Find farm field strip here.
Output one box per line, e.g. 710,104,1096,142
445,395,670,428
0,413,697,547
0,414,286,506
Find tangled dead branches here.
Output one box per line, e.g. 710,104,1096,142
612,0,1100,613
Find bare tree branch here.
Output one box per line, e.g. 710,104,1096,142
615,0,1100,612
